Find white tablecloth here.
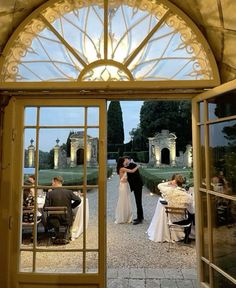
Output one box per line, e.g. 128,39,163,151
71,197,89,240
147,198,185,242
37,195,46,209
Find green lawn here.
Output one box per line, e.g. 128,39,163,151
25,166,99,186
143,167,193,181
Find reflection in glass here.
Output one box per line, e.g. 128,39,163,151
36,252,83,273
39,107,84,126
209,120,236,195
212,197,236,278
86,188,98,250
201,192,209,259
208,92,236,121
213,269,236,288
200,125,206,188
24,107,37,126
199,101,204,123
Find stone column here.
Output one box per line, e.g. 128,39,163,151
170,140,176,167
28,139,35,168
70,140,77,167
186,144,193,168
148,137,155,165
54,138,60,169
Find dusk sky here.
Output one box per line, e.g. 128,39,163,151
24,101,143,152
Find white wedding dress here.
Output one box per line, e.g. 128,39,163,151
115,172,133,224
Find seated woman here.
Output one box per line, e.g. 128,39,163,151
147,174,194,243
22,180,35,223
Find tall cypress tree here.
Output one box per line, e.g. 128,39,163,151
107,101,124,145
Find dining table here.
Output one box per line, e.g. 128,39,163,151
71,196,89,240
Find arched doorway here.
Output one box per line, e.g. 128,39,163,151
161,148,170,165
0,0,224,287
77,148,84,165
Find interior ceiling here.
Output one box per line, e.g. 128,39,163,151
0,0,235,84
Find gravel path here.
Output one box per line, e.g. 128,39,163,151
21,172,196,272
106,173,196,269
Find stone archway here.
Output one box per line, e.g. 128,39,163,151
161,148,170,165
148,130,176,167
76,148,84,165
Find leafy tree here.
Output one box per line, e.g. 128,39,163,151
140,101,192,153
107,101,124,145
129,127,147,151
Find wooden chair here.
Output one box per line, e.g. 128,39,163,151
164,206,192,250
44,206,69,243
22,206,41,240
44,206,68,216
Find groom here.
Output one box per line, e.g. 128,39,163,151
123,156,144,224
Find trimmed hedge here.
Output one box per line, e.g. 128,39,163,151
136,151,149,163
139,168,163,195
107,152,119,160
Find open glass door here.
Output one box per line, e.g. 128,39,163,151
192,81,236,288
9,98,106,288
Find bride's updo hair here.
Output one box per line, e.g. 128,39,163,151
116,157,124,174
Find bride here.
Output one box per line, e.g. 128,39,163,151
115,157,139,224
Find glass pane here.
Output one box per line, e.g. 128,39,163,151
36,252,83,273
209,120,236,196
200,125,206,189
20,251,33,272
86,187,98,249
23,129,36,178
86,252,98,273
201,192,209,259
87,128,99,185
87,107,99,126
212,196,236,278
208,91,236,120
199,101,204,123
39,107,84,126
3,1,214,82
24,107,37,126
45,5,104,64
38,128,85,186
213,269,236,288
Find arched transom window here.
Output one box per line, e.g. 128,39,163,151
1,0,219,85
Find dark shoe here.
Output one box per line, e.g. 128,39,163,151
133,219,142,225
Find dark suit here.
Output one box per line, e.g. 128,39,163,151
126,162,144,220
44,188,81,239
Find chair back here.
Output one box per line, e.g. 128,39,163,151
165,206,188,222
44,206,68,216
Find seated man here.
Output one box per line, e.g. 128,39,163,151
44,176,81,244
